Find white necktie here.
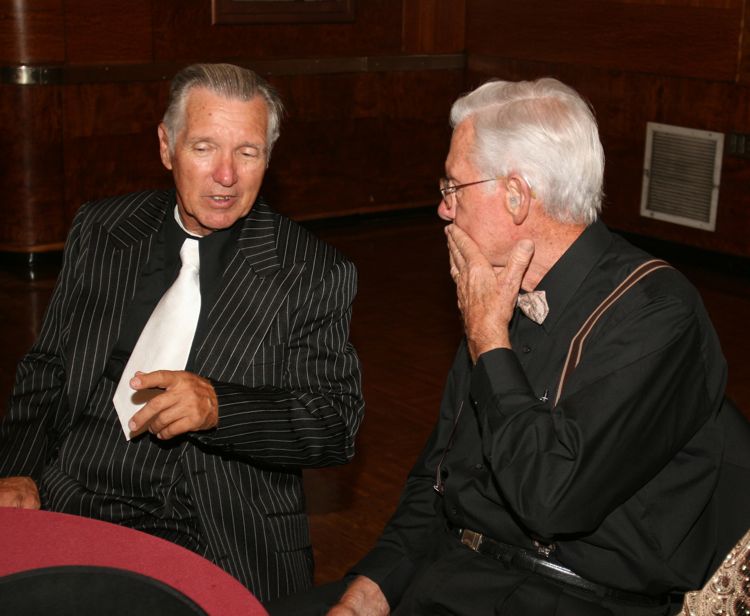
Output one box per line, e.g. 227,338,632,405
112,238,201,439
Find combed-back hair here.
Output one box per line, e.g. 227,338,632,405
162,63,284,158
450,78,604,225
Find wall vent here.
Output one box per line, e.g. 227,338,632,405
640,122,723,231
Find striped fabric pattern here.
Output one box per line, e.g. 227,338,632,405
0,190,365,601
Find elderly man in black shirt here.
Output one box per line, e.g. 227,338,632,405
271,78,728,616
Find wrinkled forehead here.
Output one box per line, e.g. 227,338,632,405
446,119,478,178
181,89,269,136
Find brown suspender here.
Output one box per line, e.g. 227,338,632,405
552,259,673,406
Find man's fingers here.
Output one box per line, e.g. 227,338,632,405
126,370,180,435
446,223,482,261
326,608,357,616
446,230,462,273
446,224,494,285
128,391,169,435
0,477,41,509
445,226,469,273
503,239,535,291
155,417,193,441
127,372,218,439
143,394,183,435
130,369,176,391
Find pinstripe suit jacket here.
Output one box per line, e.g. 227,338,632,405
0,190,364,602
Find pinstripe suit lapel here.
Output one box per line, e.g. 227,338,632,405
235,199,283,276
67,192,170,417
192,201,306,379
107,191,170,249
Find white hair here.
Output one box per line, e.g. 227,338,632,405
450,77,604,225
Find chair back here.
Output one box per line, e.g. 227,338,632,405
710,397,750,573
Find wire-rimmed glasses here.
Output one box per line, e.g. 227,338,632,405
439,177,497,208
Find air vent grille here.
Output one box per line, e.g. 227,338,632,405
640,122,722,231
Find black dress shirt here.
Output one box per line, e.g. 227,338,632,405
353,221,727,603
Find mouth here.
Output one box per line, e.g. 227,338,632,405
204,195,237,208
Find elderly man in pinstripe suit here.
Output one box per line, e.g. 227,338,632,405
0,63,364,602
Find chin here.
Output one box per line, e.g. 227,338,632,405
197,207,247,230
199,217,238,233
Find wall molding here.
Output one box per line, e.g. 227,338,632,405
0,54,465,86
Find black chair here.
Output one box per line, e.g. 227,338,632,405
0,566,208,616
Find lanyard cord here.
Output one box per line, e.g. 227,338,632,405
433,401,464,495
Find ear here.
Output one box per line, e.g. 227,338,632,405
504,173,533,225
157,123,173,171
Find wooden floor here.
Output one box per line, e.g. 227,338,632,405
0,209,748,586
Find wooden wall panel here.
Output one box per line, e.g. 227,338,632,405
64,0,154,64
152,0,405,61
738,1,750,83
0,0,64,64
0,84,65,250
402,0,466,53
62,81,173,219
266,70,459,219
467,0,742,81
0,0,467,250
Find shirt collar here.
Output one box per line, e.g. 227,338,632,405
165,204,244,290
174,205,202,237
532,219,613,332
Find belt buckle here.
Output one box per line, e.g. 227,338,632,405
533,539,556,558
460,529,484,551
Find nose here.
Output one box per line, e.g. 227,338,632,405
437,197,455,221
212,152,237,187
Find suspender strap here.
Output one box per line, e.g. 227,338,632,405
553,259,673,406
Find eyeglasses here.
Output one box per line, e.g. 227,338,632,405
439,176,536,208
439,177,497,208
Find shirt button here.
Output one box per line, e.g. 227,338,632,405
522,344,532,354
474,463,484,470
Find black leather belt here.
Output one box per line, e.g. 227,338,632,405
452,528,666,607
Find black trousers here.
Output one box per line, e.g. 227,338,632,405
266,529,673,616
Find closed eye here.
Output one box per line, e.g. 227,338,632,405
191,141,214,154
239,146,262,159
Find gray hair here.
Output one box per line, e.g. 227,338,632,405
162,63,284,158
450,78,604,225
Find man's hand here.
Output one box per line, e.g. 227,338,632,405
326,576,390,616
446,224,534,363
0,476,41,509
128,370,218,440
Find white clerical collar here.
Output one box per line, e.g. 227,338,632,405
174,205,202,238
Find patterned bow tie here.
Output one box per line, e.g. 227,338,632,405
517,290,549,325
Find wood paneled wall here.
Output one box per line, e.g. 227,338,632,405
0,0,465,251
465,0,750,257
3,0,750,257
